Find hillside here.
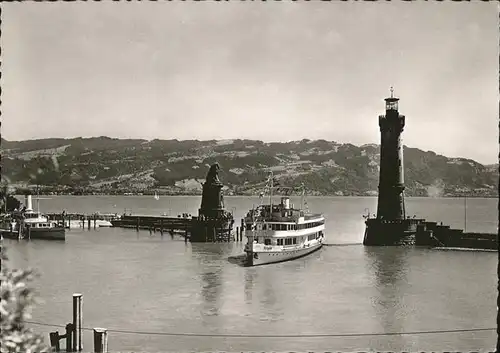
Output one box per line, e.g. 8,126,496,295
1,137,498,197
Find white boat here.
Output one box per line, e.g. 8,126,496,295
63,219,112,229
11,195,49,231
7,195,65,241
23,220,65,241
94,213,119,227
243,174,325,266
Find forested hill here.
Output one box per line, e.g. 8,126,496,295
1,137,498,197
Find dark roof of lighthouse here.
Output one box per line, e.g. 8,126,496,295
384,97,399,102
384,86,399,101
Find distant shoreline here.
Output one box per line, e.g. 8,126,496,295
13,193,499,199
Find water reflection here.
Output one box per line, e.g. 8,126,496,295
258,269,282,321
364,247,412,349
243,266,286,322
200,270,222,316
190,243,227,318
244,268,256,303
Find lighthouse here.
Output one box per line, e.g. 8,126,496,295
363,88,419,246
376,87,406,221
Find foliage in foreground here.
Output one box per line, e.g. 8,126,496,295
0,185,21,212
0,247,48,353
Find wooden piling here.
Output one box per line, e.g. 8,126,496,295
72,293,83,352
160,219,164,235
65,323,74,352
87,218,91,230
49,322,74,352
136,217,140,231
93,328,108,353
49,332,60,352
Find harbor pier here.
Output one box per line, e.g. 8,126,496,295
108,164,237,242
363,89,497,250
111,214,192,237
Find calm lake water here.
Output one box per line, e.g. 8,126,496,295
4,196,498,352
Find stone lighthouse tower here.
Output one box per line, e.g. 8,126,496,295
376,87,406,221
363,88,420,246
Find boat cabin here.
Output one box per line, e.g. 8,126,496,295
28,221,59,229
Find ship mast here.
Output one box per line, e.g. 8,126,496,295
36,185,40,214
269,171,273,216
300,183,305,210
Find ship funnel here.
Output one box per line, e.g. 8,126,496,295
26,195,33,212
281,197,290,210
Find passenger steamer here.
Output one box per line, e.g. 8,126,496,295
243,175,325,266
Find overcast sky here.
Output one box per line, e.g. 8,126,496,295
3,2,498,164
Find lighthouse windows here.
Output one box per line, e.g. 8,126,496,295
386,101,398,110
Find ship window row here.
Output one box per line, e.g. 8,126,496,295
246,221,324,231
33,223,51,228
276,238,297,246
258,231,323,246
301,221,324,229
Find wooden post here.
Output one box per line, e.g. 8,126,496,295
88,218,91,230
65,323,74,352
94,214,97,229
136,217,140,231
72,293,83,352
160,219,163,236
236,227,239,242
49,332,60,352
93,328,108,353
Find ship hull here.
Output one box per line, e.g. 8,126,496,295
246,242,323,266
28,227,66,241
2,227,66,241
